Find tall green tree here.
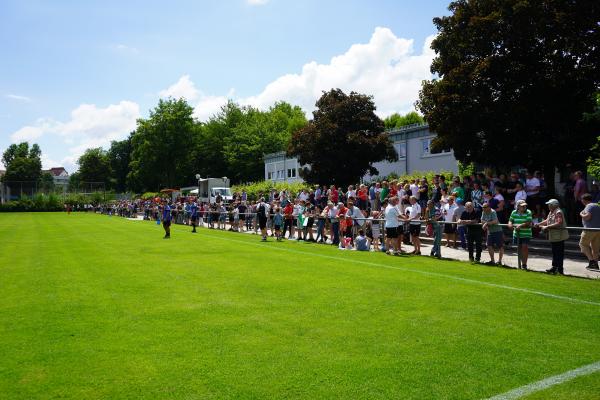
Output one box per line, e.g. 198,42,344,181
417,0,600,194
1,142,42,183
107,135,133,192
128,98,196,191
77,148,112,185
39,172,55,192
288,89,397,186
194,100,307,184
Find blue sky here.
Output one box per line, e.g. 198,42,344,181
0,0,450,171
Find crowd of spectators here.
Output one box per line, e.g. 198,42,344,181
95,170,600,273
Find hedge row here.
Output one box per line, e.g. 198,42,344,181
231,170,457,201
0,192,113,212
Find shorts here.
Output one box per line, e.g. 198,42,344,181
190,216,198,223
274,224,281,231
162,220,171,227
580,231,600,251
486,231,504,248
258,217,267,229
409,224,421,236
513,237,530,246
240,214,246,221
443,224,456,234
385,227,398,238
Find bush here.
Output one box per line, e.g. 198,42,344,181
368,170,457,186
0,193,64,212
231,181,311,201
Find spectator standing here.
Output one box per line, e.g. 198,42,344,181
256,197,269,241
580,193,600,271
408,196,422,255
481,202,503,265
442,196,458,247
574,171,588,223
418,178,429,210
471,181,483,209
525,171,541,218
426,200,442,259
458,202,483,262
328,201,340,245
536,199,569,274
384,196,403,255
514,182,527,209
509,201,533,270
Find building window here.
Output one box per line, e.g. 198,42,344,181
267,172,272,180
287,168,296,178
421,138,449,156
395,142,407,158
422,138,431,155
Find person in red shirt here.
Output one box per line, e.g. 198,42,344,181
357,184,368,210
283,202,294,239
329,185,339,203
389,181,398,198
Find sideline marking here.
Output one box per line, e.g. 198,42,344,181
187,227,600,307
485,360,600,399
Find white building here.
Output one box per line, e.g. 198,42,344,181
263,123,458,183
43,167,69,187
263,152,304,183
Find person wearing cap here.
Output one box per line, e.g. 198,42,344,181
535,199,569,274
509,200,533,269
481,202,504,265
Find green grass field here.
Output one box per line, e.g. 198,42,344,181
1,213,599,399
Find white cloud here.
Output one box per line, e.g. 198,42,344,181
5,94,32,102
247,0,269,5
242,27,435,117
114,43,140,54
166,27,436,121
11,124,45,142
10,101,140,172
158,74,200,101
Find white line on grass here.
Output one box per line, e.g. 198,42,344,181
193,229,600,307
485,360,600,399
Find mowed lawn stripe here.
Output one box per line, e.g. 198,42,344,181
0,213,599,399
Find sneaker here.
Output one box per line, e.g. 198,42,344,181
545,268,557,274
586,262,600,271
484,261,496,266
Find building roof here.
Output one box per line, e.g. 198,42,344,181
44,167,68,177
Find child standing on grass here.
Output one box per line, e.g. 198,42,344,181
273,207,283,241
370,211,382,251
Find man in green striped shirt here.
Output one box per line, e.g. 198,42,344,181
508,201,533,269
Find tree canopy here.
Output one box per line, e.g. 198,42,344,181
78,148,112,186
417,0,600,183
288,89,397,186
128,98,197,191
1,142,42,183
383,111,424,130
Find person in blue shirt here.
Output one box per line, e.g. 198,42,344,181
189,199,198,233
162,200,172,239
